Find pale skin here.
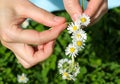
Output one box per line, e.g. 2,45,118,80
63,0,108,25
0,0,67,68
0,0,108,68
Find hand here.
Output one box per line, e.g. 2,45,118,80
63,0,108,25
0,0,66,68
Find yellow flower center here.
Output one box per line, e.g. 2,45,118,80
73,26,77,31
77,41,82,46
63,72,69,77
70,47,75,53
20,76,25,81
76,34,81,38
63,72,71,80
80,18,86,23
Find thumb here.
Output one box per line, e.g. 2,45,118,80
63,0,82,21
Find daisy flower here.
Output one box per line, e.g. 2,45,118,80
62,72,76,81
58,58,80,81
65,44,78,57
17,73,29,83
58,58,70,74
21,19,30,28
72,62,80,77
72,39,85,50
71,29,87,42
58,58,70,68
67,22,81,34
76,14,90,26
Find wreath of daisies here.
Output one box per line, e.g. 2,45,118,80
58,14,90,81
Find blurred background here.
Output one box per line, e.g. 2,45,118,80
0,7,120,84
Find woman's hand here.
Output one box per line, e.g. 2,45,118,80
0,0,66,68
63,0,108,25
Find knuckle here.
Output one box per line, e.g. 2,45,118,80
23,65,31,69
26,59,37,67
22,63,31,69
18,60,33,69
1,31,13,42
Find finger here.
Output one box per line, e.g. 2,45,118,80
19,1,66,27
1,40,55,68
1,40,30,68
18,41,55,66
1,23,67,45
15,54,31,68
88,0,108,25
63,0,82,21
84,0,103,18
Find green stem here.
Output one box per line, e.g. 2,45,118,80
82,0,85,11
66,22,72,25
71,56,75,69
69,56,75,73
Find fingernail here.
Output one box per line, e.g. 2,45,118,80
54,16,64,22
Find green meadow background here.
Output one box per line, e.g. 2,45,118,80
0,7,120,84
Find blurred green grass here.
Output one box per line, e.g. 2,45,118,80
0,7,120,84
